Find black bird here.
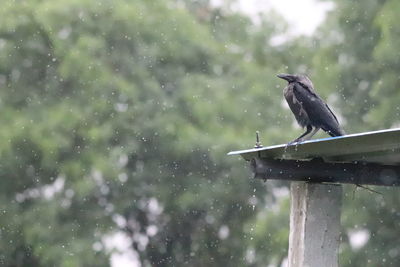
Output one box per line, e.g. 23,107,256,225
277,73,345,144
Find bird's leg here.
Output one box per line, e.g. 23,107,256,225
302,127,320,141
287,125,312,145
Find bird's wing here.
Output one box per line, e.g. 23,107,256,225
298,81,317,95
323,103,339,124
293,82,344,136
284,87,309,127
299,81,340,125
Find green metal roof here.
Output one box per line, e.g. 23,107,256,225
228,128,400,165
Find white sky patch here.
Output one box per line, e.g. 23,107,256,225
272,186,290,198
213,0,334,36
103,232,141,267
218,225,230,240
42,176,65,199
15,175,66,203
111,251,140,267
348,229,370,250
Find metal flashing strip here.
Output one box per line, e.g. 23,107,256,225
228,128,400,165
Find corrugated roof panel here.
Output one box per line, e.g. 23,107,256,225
228,128,400,165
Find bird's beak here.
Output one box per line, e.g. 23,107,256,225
277,73,294,82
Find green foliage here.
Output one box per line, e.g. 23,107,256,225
313,0,400,266
1,0,400,266
0,0,295,266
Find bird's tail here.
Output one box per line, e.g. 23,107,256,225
327,127,346,137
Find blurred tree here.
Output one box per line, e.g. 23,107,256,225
4,0,399,266
313,0,400,266
312,0,384,133
0,0,302,266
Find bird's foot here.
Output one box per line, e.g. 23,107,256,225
287,141,297,146
287,139,303,146
284,140,301,151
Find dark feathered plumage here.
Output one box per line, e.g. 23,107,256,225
277,73,345,144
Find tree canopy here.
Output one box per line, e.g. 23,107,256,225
0,0,400,266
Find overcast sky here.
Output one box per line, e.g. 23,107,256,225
227,0,334,35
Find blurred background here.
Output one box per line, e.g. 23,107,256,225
1,0,399,266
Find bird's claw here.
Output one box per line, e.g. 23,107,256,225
285,137,308,150
287,139,302,146
284,140,301,151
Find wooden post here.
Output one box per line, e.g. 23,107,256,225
288,182,342,267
